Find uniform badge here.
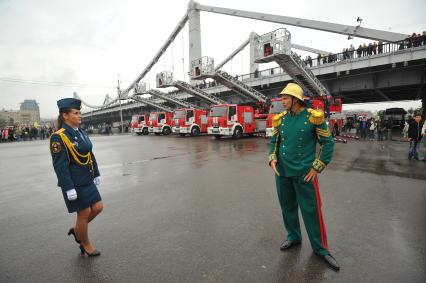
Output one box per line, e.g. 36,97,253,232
51,142,61,153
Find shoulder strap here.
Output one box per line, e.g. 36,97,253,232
307,108,325,125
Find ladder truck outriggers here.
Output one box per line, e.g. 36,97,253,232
189,57,270,139
156,71,224,136
254,28,344,137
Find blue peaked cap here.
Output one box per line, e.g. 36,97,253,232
57,98,81,110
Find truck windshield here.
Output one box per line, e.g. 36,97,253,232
131,116,138,122
149,114,156,121
210,106,227,117
173,110,185,119
138,116,145,123
269,100,285,114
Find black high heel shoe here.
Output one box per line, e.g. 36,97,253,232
79,245,101,257
67,228,80,244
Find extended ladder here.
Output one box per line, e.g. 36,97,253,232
129,95,174,112
210,70,268,103
174,80,227,105
254,29,330,97
270,52,330,97
145,89,199,109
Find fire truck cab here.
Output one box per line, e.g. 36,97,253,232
266,98,285,137
131,114,149,135
172,108,208,136
148,111,173,135
310,96,344,136
207,104,266,138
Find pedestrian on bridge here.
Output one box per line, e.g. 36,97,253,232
268,83,339,271
49,98,103,257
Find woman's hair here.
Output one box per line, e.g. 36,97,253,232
55,108,73,130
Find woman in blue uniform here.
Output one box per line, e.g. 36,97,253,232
50,98,103,257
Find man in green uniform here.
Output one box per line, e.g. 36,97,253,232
268,83,340,271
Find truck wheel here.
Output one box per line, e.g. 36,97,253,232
191,127,200,136
162,127,171,135
136,132,142,136
142,128,149,135
233,127,243,139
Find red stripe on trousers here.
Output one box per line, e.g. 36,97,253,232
313,178,329,252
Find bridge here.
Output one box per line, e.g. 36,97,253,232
79,1,426,126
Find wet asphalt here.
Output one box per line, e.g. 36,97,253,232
0,134,425,282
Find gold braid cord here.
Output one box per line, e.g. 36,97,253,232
56,129,94,175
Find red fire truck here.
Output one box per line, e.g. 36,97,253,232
311,96,344,136
207,104,268,138
130,114,149,135
266,98,285,137
171,108,208,136
148,111,173,135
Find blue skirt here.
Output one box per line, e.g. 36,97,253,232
62,182,102,213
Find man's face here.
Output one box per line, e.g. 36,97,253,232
414,115,421,123
281,95,294,110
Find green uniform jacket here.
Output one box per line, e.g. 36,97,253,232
268,108,334,177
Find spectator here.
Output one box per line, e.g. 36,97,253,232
349,44,355,59
357,45,363,58
378,119,386,141
368,43,373,55
360,118,367,140
317,54,321,65
372,42,377,55
407,114,424,160
368,119,376,141
307,55,312,67
362,43,367,56
378,41,383,54
421,31,426,46
402,119,410,140
386,117,394,141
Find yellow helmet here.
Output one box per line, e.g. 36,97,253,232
280,83,305,101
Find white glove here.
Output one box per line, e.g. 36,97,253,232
94,176,101,186
66,189,77,201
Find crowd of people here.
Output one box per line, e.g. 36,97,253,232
304,31,425,67
0,125,54,143
344,117,389,141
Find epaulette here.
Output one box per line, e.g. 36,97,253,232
307,108,325,125
272,110,287,127
54,128,65,134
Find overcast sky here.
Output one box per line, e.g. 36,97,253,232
0,0,424,118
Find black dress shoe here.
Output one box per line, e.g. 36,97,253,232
79,245,101,257
280,240,301,250
67,228,80,244
322,254,340,271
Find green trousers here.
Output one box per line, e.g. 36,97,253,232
275,175,330,256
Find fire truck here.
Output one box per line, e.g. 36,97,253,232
148,111,174,135
189,57,270,138
171,108,208,136
265,98,285,137
254,28,344,137
130,114,149,135
207,104,268,138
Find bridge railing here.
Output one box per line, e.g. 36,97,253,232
204,39,424,87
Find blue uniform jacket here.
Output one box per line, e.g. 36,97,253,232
50,123,100,193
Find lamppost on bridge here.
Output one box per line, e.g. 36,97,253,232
118,75,124,134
